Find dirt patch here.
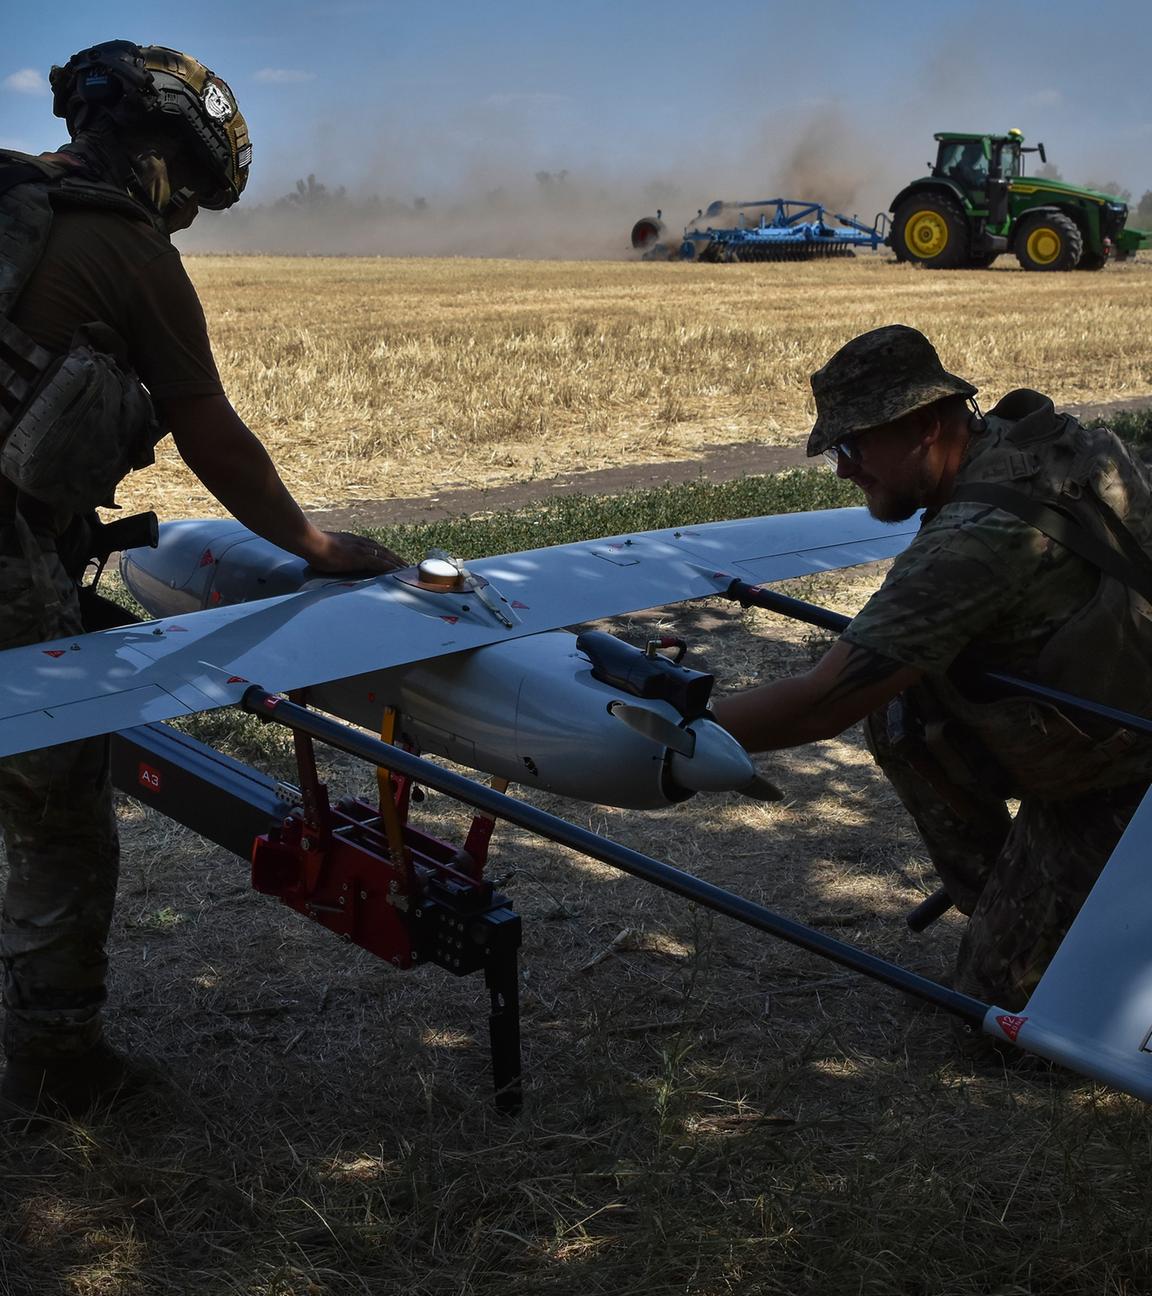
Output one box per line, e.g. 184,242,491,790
307,440,812,529
307,395,1152,530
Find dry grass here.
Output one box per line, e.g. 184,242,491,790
3,566,1151,1295
117,255,1152,518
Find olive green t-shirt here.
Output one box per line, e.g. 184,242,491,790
11,206,224,403
842,429,1099,679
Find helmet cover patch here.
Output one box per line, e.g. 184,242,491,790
202,80,234,122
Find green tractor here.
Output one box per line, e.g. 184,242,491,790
889,130,1148,270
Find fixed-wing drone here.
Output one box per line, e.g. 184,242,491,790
0,506,1148,1109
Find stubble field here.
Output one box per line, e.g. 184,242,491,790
123,254,1152,518
4,256,1152,1295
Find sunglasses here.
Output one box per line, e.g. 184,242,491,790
822,436,865,468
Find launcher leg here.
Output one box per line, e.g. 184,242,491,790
485,946,522,1114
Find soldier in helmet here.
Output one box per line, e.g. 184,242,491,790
0,41,405,1117
712,325,1152,1018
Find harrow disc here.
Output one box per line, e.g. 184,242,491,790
726,243,859,262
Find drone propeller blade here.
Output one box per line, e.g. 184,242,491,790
608,701,695,757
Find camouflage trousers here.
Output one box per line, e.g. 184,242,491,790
0,544,118,1062
864,704,1146,1012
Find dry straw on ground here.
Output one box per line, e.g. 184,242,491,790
118,255,1152,519
3,257,1152,1294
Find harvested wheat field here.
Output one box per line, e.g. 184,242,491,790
4,257,1152,1295
121,254,1152,519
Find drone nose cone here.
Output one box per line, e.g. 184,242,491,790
667,718,757,794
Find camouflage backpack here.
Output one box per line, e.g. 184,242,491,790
929,390,1152,797
0,149,162,513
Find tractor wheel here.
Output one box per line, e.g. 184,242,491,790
891,193,970,268
1075,250,1109,271
1014,212,1083,271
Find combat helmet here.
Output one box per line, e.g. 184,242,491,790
49,40,251,210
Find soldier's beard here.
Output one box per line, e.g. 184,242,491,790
864,486,921,523
858,453,931,523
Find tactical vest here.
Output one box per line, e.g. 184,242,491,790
0,149,162,514
926,389,1152,798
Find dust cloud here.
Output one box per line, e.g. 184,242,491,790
178,106,904,259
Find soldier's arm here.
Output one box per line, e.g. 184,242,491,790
710,639,922,752
162,393,405,573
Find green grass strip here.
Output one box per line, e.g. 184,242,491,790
363,466,857,559
1099,408,1152,450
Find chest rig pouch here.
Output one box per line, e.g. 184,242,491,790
0,151,162,513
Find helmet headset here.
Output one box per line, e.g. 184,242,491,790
49,40,251,212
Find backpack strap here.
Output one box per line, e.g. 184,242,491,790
950,481,1152,604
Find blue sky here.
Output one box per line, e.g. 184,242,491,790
4,1,1150,225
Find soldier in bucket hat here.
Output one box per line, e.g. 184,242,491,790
713,325,1152,1021
807,325,980,523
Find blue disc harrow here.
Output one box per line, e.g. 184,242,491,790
670,199,887,262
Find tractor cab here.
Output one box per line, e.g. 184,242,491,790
932,130,1045,194
931,130,1046,226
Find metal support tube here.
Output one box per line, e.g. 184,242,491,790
722,579,1152,738
243,687,989,1026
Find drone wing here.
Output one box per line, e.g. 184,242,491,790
0,507,915,758
983,786,1152,1100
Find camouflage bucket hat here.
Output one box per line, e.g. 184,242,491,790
806,325,977,457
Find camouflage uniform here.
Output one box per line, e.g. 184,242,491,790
0,534,118,1062
862,703,1146,1009
0,153,224,1073
810,327,1152,1010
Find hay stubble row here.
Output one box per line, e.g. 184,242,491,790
128,253,1152,519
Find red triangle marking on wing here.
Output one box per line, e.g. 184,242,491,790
996,1014,1028,1042
199,549,215,567
511,600,529,609
43,649,66,659
227,676,247,684
441,615,459,624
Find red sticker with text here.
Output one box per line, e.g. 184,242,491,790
138,763,162,793
996,1014,1028,1042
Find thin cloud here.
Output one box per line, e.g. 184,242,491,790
483,92,572,108
3,69,48,95
255,68,317,84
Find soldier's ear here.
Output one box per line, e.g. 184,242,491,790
916,407,944,447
